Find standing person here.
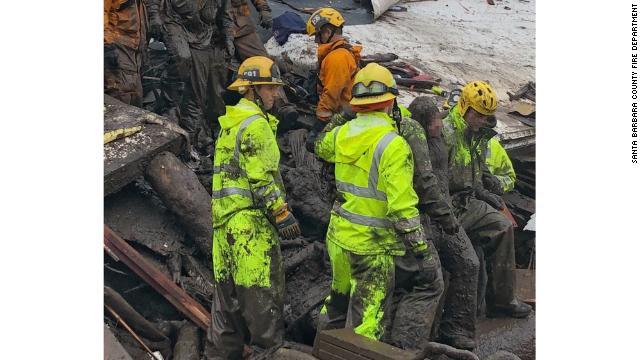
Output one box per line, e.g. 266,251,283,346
404,97,480,350
305,8,362,144
227,0,271,60
147,0,232,154
104,0,148,106
441,81,531,319
206,56,302,359
313,63,431,341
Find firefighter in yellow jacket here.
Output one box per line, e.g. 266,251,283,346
207,56,301,359
313,63,430,340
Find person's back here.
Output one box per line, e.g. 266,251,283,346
316,112,416,256
313,63,429,342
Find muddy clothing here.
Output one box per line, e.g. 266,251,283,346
207,210,285,360
387,236,444,350
322,239,396,340
441,104,516,309
485,137,516,193
394,115,478,344
316,39,362,121
397,116,457,231
104,0,148,106
315,111,424,340
148,0,231,144
209,98,287,357
228,0,269,60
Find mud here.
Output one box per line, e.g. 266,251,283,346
474,313,536,360
104,181,187,257
173,322,201,360
282,244,331,345
278,129,335,236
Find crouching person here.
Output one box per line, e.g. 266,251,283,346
313,63,434,342
206,56,302,359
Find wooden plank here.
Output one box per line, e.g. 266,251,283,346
318,341,370,360
104,225,211,330
316,329,414,360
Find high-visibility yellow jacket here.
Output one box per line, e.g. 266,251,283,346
315,111,420,256
485,137,516,192
212,98,286,227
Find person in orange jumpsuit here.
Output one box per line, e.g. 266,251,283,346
104,0,148,106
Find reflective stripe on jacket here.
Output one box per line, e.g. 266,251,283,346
315,111,420,256
212,98,286,227
485,137,516,192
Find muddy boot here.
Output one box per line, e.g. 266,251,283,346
487,298,532,319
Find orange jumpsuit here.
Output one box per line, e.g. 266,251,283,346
104,0,147,106
316,39,362,121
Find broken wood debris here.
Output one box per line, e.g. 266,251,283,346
104,286,168,342
104,225,211,330
313,328,415,360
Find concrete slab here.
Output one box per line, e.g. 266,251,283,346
104,96,184,196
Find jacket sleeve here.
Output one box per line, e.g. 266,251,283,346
240,119,286,212
104,0,113,43
314,125,340,163
399,119,455,220
380,137,420,233
251,0,270,12
316,50,355,120
489,140,516,192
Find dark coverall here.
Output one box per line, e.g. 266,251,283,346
390,116,479,349
381,116,452,350
104,0,148,106
426,130,481,343
228,0,270,60
441,106,517,314
148,0,231,148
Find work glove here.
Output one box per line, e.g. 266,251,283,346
323,113,349,133
259,10,273,29
305,121,327,153
149,14,164,41
104,43,119,68
482,173,504,196
224,35,236,60
399,228,429,258
434,213,460,236
475,186,505,211
273,204,301,240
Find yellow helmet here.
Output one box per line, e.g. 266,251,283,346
458,80,498,117
227,56,283,91
306,8,345,36
349,63,399,106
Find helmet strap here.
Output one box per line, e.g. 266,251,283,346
251,86,270,120
392,99,402,124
